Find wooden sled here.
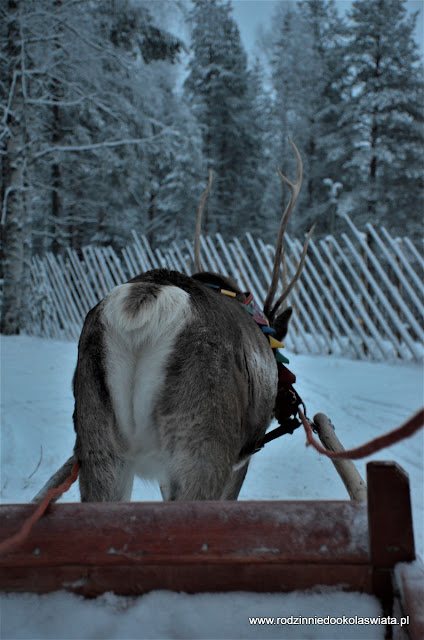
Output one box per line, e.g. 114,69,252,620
0,460,423,639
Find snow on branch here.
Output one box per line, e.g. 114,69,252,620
33,128,177,160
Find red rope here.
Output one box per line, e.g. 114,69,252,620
0,461,80,555
299,407,424,460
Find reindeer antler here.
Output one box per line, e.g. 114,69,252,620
269,222,316,319
194,169,213,272
263,139,314,321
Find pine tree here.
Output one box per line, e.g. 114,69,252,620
244,59,274,238
184,0,260,236
154,99,206,248
341,0,424,233
267,1,346,236
298,0,347,234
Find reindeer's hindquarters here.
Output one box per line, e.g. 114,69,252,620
73,274,277,502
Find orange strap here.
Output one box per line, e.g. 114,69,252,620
299,407,424,460
0,461,80,555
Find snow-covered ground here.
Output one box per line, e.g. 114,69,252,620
1,335,423,640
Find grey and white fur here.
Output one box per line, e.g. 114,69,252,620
72,269,292,501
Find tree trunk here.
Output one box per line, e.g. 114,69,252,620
50,1,64,255
1,1,30,335
148,191,155,247
51,103,62,256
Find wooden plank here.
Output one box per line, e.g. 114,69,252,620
103,247,126,286
402,236,424,270
313,413,367,501
367,461,415,612
29,258,61,339
205,235,228,275
292,238,346,355
141,235,160,269
344,217,421,360
0,501,369,566
216,232,242,285
172,241,191,275
83,246,110,298
80,246,106,302
365,223,424,341
129,231,150,272
56,254,87,324
184,238,195,268
319,237,381,358
394,559,424,640
245,232,271,286
2,564,372,598
43,254,80,341
309,238,364,359
227,240,261,301
381,227,423,294
154,247,167,269
199,235,218,272
0,501,369,595
122,247,139,278
232,237,267,302
66,248,98,310
164,247,180,272
341,233,410,360
285,238,332,353
64,250,94,316
367,462,415,568
94,248,115,292
328,236,389,360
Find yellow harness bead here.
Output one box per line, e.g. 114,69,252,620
269,336,284,349
221,289,237,298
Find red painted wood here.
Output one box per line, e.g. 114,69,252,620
367,461,415,568
0,500,369,594
0,501,369,567
367,461,416,618
394,559,424,640
1,564,373,597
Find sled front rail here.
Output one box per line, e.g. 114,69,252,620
1,499,372,595
0,462,422,638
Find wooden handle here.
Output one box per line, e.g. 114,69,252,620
313,412,367,501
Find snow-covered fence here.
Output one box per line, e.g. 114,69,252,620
29,216,423,362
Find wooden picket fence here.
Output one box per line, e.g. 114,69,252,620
28,216,423,362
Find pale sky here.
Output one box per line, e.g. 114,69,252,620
232,0,424,58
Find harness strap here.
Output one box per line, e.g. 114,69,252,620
205,283,305,455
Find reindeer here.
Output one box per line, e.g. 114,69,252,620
33,140,314,503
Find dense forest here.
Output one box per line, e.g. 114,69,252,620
1,0,423,334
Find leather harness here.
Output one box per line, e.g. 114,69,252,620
205,283,306,456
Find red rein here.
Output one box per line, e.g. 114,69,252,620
0,461,80,555
299,407,424,460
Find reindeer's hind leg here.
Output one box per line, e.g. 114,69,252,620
76,439,134,502
164,428,238,501
73,304,133,502
221,461,250,500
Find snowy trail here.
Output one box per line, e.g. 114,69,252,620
1,336,423,640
